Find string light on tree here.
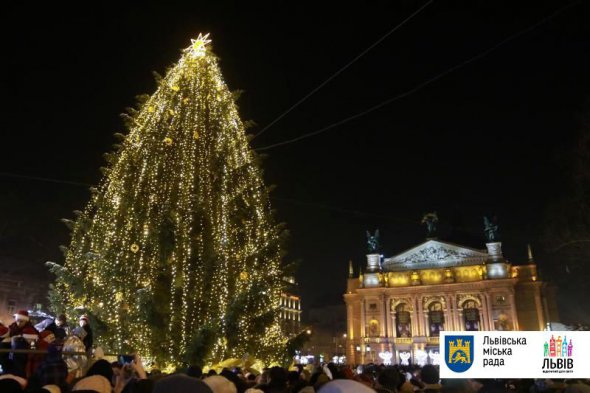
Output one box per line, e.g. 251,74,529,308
48,34,289,368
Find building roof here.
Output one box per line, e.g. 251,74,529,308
382,239,489,272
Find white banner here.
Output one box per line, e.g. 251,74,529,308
440,331,590,378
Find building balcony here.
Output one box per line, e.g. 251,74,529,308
427,337,439,345
393,337,413,345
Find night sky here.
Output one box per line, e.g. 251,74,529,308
1,2,589,317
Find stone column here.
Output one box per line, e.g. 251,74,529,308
380,294,387,337
416,297,424,336
486,293,494,330
424,310,430,337
386,298,393,338
447,294,455,331
512,291,523,331
347,304,354,339
480,296,489,331
360,344,365,365
443,297,452,331
458,309,464,330
360,298,366,337
478,306,486,331
346,342,352,364
412,296,420,336
391,312,397,338
535,287,545,330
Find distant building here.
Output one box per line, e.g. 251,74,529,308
0,256,49,323
305,304,347,363
280,276,301,335
344,238,559,365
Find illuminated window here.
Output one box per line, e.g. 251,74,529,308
368,319,380,337
428,302,444,336
7,299,16,315
463,300,480,331
395,303,411,338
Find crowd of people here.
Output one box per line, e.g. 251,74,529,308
1,311,589,393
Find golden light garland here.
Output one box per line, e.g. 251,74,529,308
52,33,287,367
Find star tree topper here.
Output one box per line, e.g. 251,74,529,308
189,33,212,57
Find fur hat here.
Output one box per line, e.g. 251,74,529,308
0,374,28,389
42,385,62,393
86,359,114,383
14,310,29,322
204,376,237,393
318,379,377,393
0,379,23,393
72,375,111,393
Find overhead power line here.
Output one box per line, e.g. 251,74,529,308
254,1,581,152
250,0,434,141
0,171,523,237
0,172,91,187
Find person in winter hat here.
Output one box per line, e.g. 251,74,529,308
0,373,28,391
375,367,400,393
27,343,68,392
153,374,213,393
318,379,378,393
204,375,238,393
35,315,69,342
72,374,111,393
9,310,39,343
86,359,114,384
76,315,93,352
0,377,26,393
7,310,39,377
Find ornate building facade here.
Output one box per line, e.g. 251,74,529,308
344,238,559,365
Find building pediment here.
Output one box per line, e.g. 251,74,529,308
382,240,487,271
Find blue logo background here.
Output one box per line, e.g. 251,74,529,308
445,335,474,373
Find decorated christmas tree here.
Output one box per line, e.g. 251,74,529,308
48,34,289,367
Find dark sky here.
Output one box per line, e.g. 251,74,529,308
1,1,589,314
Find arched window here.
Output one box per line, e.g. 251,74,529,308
428,301,444,337
368,319,380,337
463,300,480,331
395,303,411,337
